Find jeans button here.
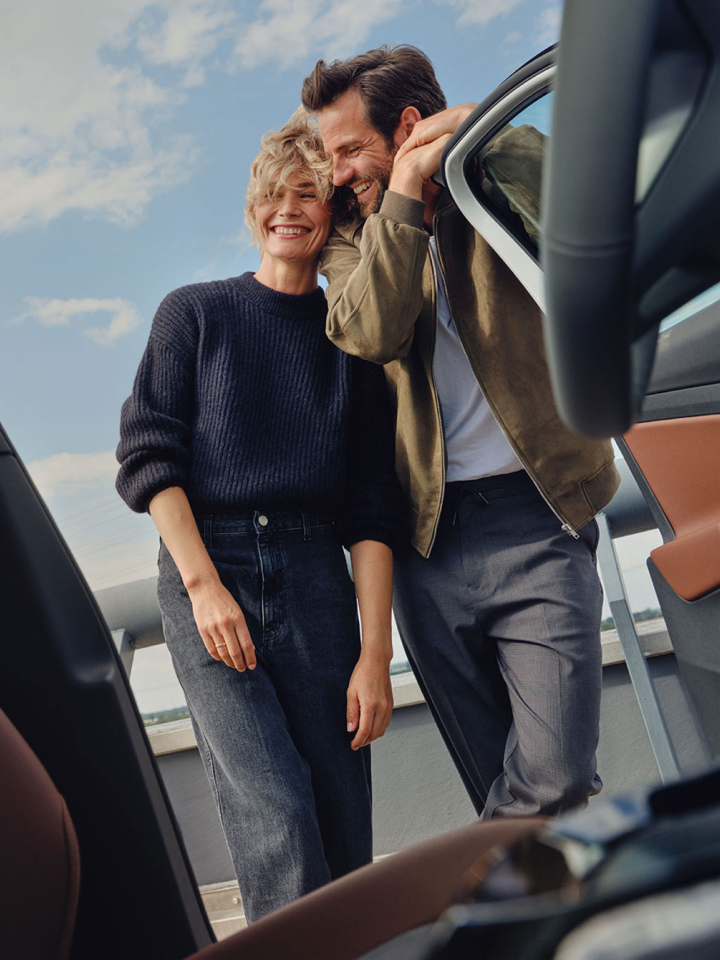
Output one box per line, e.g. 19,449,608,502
258,514,269,527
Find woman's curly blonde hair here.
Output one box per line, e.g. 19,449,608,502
245,109,347,248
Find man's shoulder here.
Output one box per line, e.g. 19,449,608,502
332,212,364,244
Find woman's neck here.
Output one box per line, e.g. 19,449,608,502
254,256,319,296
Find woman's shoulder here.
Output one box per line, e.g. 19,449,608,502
157,276,241,317
151,276,247,343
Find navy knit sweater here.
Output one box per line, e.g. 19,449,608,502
116,272,406,551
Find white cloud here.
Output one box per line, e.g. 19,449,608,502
193,261,220,280
26,450,159,591
232,0,409,71
440,0,531,28
13,296,141,346
2,0,413,235
222,224,254,248
27,450,120,501
536,3,561,45
0,1,223,235
136,0,238,87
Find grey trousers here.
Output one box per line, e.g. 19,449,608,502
393,471,603,818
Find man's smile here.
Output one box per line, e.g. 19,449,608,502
352,180,373,196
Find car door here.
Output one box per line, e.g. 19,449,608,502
0,424,214,958
440,0,720,755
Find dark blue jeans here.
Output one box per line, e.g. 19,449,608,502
157,510,372,922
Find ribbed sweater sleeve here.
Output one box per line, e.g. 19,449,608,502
116,290,197,512
336,359,409,554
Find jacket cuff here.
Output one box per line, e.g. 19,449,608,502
378,191,426,230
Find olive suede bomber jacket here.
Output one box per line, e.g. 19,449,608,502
319,175,620,558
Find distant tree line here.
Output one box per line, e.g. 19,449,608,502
143,705,191,726
601,607,662,632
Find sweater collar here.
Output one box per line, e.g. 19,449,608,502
233,272,327,321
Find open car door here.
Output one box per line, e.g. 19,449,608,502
440,0,720,755
0,425,214,958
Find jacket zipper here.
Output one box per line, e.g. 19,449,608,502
426,247,448,557
433,211,579,540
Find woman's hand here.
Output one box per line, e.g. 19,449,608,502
149,488,257,673
346,649,394,750
346,540,395,749
188,578,257,672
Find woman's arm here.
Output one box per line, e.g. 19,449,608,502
346,539,394,750
149,486,256,672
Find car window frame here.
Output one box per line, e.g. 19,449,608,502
443,64,554,313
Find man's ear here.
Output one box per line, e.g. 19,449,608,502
393,106,422,147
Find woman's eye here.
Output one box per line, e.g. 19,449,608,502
300,193,316,200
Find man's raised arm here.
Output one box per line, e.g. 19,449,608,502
320,193,429,364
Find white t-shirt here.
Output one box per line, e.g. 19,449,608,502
429,236,524,482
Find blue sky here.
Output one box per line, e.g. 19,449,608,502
3,0,564,589
2,0,665,710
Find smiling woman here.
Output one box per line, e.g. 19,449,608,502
115,112,407,923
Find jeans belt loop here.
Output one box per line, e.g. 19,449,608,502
203,517,213,549
302,512,312,542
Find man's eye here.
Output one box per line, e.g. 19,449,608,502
346,147,359,157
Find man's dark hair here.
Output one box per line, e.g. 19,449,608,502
301,45,447,145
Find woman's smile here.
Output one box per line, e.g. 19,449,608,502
255,177,332,268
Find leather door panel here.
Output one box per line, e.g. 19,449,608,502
624,415,720,601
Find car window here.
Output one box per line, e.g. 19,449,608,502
474,94,552,260
647,281,720,395
658,280,720,333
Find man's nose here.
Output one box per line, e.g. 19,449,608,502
332,158,351,187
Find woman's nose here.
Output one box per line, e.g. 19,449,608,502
278,194,301,216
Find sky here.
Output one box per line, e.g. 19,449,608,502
2,0,665,713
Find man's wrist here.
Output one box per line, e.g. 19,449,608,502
378,190,427,229
388,160,424,202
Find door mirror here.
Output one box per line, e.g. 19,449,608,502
542,0,720,438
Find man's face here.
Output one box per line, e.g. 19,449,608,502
318,88,400,218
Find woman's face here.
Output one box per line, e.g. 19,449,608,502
254,174,332,267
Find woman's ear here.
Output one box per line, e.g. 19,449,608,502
394,106,422,147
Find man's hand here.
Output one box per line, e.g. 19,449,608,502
346,651,394,750
390,134,453,195
389,104,478,200
189,578,257,672
394,104,478,165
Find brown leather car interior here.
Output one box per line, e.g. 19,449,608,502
624,414,720,601
0,707,80,960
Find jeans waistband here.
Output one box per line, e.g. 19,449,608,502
444,470,533,508
197,509,335,547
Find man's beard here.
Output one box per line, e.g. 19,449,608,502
347,155,395,219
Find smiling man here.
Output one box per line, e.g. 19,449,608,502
302,46,621,820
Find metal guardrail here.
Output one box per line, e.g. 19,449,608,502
96,458,682,782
